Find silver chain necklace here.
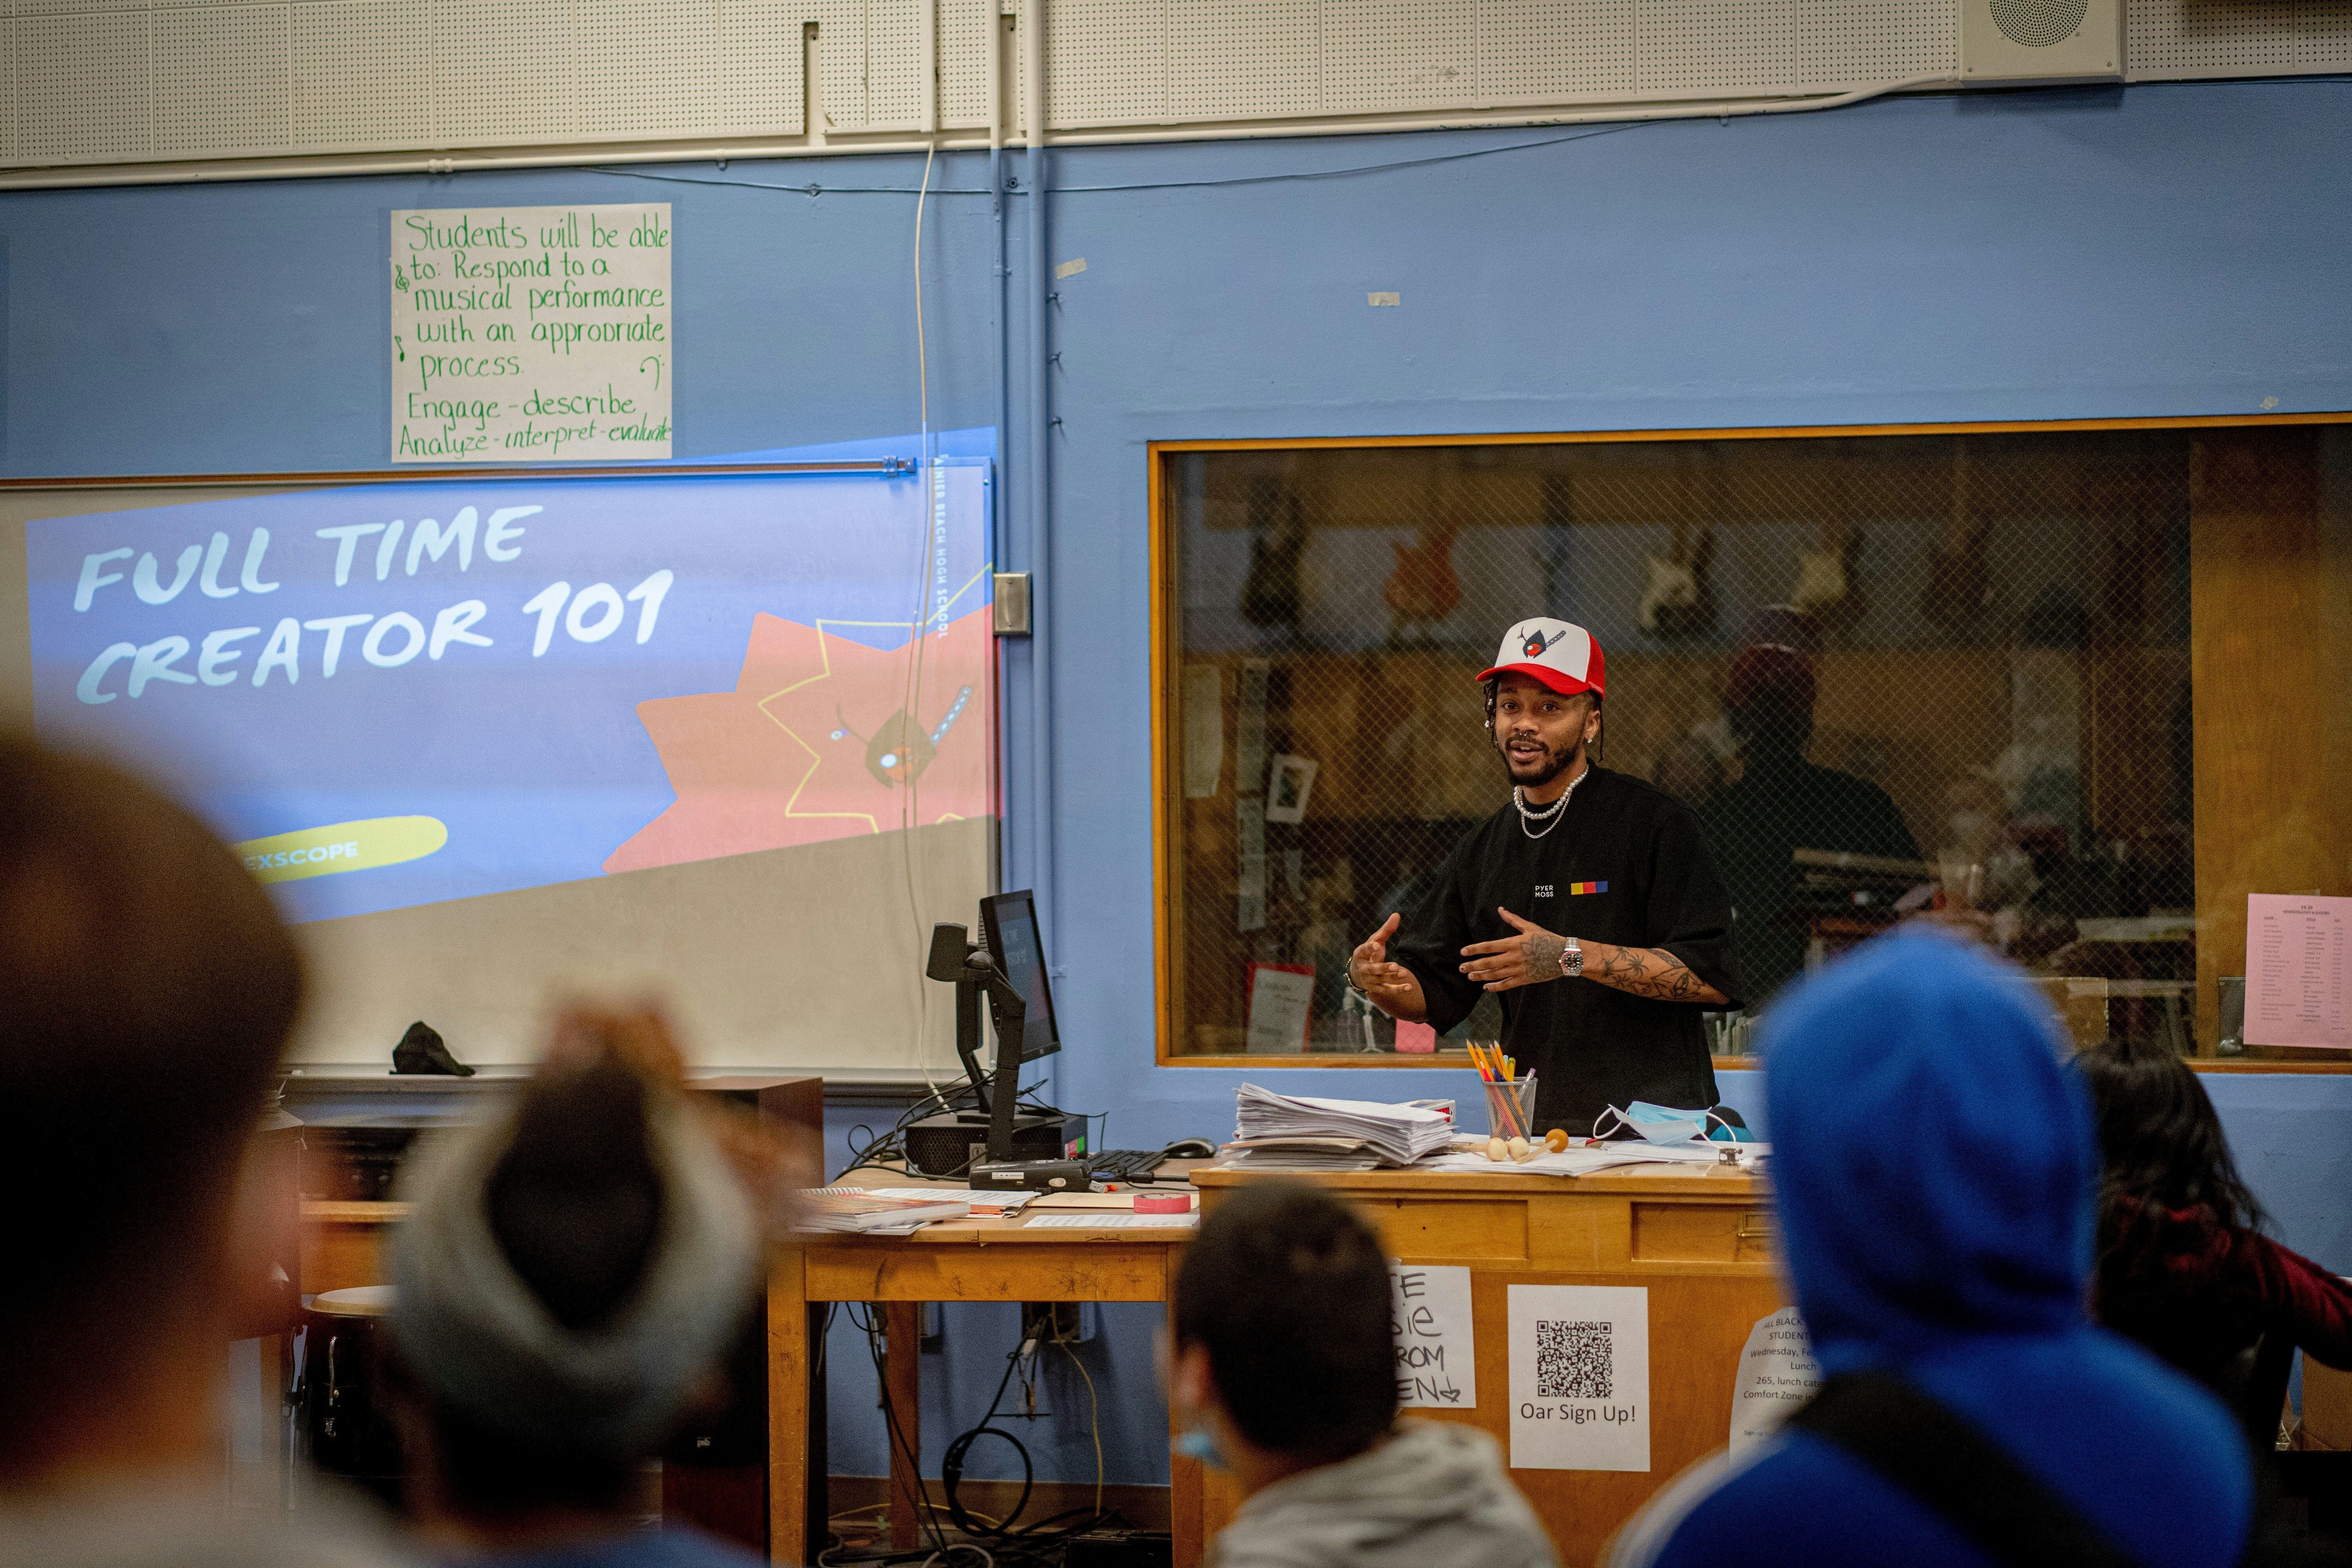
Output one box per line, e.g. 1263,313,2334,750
1513,763,1587,840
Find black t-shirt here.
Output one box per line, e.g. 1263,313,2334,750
1388,766,1742,1133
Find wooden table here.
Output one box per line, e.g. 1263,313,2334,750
771,1160,1775,1568
767,1181,1201,1564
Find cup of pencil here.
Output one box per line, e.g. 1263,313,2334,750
1468,1042,1538,1143
1481,1077,1538,1143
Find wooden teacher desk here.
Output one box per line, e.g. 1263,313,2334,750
774,1160,1777,1568
770,1180,1199,1564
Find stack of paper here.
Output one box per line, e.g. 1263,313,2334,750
798,1188,972,1233
1233,1084,1456,1167
1218,1137,1384,1172
858,1186,1039,1215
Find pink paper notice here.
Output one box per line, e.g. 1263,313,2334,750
2246,894,2352,1049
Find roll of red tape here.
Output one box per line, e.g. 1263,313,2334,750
1133,1191,1193,1214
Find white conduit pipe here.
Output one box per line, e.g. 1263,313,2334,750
0,77,1956,191
920,0,939,137
1023,0,1054,944
988,0,1009,568
987,0,1016,891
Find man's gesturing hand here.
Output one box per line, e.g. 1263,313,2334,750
1459,907,1569,993
1349,913,1424,1015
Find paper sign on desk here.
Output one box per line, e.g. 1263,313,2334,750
1729,1307,1822,1459
1390,1263,1477,1409
2247,894,2351,1049
1508,1285,1649,1471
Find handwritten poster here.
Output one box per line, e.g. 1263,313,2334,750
2247,894,2351,1049
391,205,672,464
1728,1307,1822,1459
1508,1284,1648,1472
1390,1263,1477,1408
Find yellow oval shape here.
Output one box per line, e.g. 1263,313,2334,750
235,816,448,885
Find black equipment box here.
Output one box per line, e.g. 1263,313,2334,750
904,1111,1085,1177
972,1157,1089,1192
1064,1531,1174,1568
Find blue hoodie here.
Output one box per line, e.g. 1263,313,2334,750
1609,929,2252,1568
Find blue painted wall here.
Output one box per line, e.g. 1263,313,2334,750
13,74,2352,1490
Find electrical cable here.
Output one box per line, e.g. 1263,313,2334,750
813,1299,837,1396
582,122,1647,197
897,133,944,1096
1057,1341,1104,1520
831,1071,1059,1184
830,1501,1003,1531
932,1329,1131,1567
851,1301,954,1555
942,1333,1037,1537
821,1543,994,1568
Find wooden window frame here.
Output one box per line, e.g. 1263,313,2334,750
1149,412,2352,1072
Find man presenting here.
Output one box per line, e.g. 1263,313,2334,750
1350,617,1742,1133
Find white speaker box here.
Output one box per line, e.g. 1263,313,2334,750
1961,0,2123,83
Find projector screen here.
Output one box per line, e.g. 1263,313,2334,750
7,451,995,1076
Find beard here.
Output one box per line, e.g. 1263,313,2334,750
1495,731,1583,789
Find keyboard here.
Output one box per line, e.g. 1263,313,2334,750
1086,1148,1172,1183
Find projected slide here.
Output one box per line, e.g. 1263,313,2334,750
24,457,995,925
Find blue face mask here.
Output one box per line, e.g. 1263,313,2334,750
1174,1427,1228,1470
1596,1101,1709,1144
1596,1102,1756,1144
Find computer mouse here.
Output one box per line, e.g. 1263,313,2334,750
1163,1138,1218,1159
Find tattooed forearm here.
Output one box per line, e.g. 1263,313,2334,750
1579,940,1729,1005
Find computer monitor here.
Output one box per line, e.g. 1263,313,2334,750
978,889,1060,1065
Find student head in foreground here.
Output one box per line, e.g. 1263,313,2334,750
0,737,411,1567
1607,927,2254,1568
388,1006,779,1568
2080,1034,2352,1416
1169,1180,1559,1568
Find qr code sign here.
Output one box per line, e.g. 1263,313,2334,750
1535,1320,1612,1400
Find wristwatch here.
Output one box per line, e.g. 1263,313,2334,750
1559,936,1584,980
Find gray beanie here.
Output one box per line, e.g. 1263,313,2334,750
388,1087,759,1459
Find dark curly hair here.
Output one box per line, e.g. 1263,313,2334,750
1172,1181,1396,1462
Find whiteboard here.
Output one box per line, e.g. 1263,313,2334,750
2,464,994,1080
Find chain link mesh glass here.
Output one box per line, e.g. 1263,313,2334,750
1160,429,2224,1059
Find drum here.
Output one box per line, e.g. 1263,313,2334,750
298,1285,404,1506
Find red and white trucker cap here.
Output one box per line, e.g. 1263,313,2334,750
1476,617,1606,699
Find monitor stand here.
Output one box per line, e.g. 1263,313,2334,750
946,940,1027,1164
